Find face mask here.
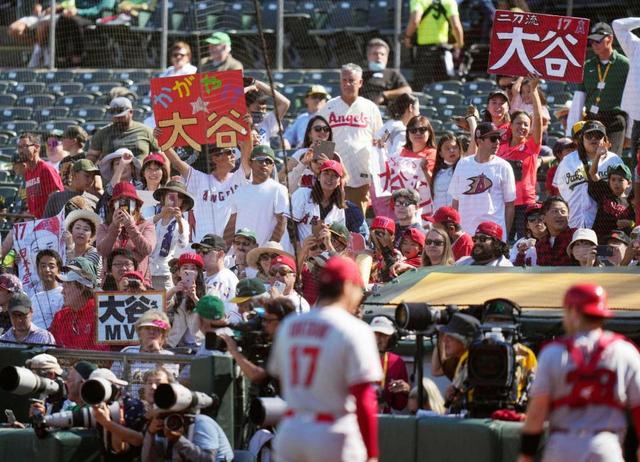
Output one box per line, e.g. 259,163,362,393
368,61,385,72
443,159,456,166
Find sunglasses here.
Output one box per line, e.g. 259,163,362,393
312,126,331,133
425,239,444,246
527,214,544,223
589,38,605,45
253,157,274,165
482,135,501,143
472,235,493,243
585,131,605,141
394,200,415,207
270,268,294,277
408,127,429,135
108,107,129,114
196,248,212,255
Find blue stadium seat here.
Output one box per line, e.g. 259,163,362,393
0,82,12,94
39,120,83,132
116,70,152,83
272,70,305,84
56,94,96,107
0,107,32,122
33,107,70,123
85,82,122,95
545,92,572,106
539,80,567,96
368,0,395,31
12,82,46,96
303,70,341,84
0,95,17,107
0,70,37,82
1,120,38,132
425,80,463,94
129,83,151,97
83,120,110,134
461,79,495,96
74,70,114,83
69,107,107,121
47,82,84,96
432,91,466,107
16,94,56,108
37,70,75,83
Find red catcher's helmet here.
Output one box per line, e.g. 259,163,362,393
563,284,612,318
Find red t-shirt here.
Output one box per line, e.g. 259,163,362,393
49,298,109,351
25,160,64,218
545,164,560,197
452,233,473,261
400,146,437,177
497,137,540,206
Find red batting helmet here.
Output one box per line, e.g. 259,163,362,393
563,284,612,318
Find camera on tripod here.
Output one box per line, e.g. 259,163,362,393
395,302,459,332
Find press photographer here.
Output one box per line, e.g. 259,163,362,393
141,382,233,462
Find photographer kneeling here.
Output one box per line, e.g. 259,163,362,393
220,297,295,386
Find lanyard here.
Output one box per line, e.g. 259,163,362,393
380,352,389,388
595,61,612,106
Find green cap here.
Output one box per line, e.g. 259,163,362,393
57,257,98,288
194,295,226,320
235,228,257,243
250,145,276,161
608,163,632,182
329,222,350,243
72,158,100,174
230,278,267,303
206,31,231,46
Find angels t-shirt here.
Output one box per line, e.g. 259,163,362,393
319,96,383,188
289,187,345,242
497,137,540,206
25,160,64,218
448,155,517,235
205,268,239,318
228,178,290,245
552,150,623,228
185,166,249,242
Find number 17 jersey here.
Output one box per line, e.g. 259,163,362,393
268,305,383,416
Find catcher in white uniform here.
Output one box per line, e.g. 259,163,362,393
519,284,640,462
268,255,383,462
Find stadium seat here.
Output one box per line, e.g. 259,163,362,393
326,1,370,28
16,94,56,108
129,83,151,97
85,82,122,96
468,95,485,106
12,82,46,96
0,107,32,122
425,80,463,94
461,79,495,97
0,94,17,107
545,92,572,106
0,70,38,82
74,70,114,83
540,80,567,96
37,70,75,83
295,0,331,29
39,120,83,132
56,94,96,107
33,107,70,123
432,91,466,107
420,106,438,120
116,70,152,82
0,82,12,94
47,82,84,96
1,121,38,133
244,70,267,81
0,171,11,182
368,0,395,31
272,70,305,84
429,119,444,132
83,120,110,135
303,70,341,84
221,1,256,30
69,107,107,121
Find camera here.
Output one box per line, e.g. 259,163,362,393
206,310,272,365
153,383,217,434
127,278,141,290
248,396,286,427
0,366,64,401
80,377,122,405
395,303,458,332
32,402,121,438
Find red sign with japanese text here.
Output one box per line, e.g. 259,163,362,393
151,70,248,151
488,10,590,83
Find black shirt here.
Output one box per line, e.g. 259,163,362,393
361,69,409,104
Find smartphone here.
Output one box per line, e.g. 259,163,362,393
119,199,130,214
314,140,336,158
167,192,178,208
4,409,15,425
182,270,196,287
272,280,286,293
381,130,391,144
596,245,614,257
311,220,325,237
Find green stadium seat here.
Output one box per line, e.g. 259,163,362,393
56,94,96,107
16,94,55,108
33,107,70,123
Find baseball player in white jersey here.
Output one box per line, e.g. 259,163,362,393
268,255,383,462
519,284,640,462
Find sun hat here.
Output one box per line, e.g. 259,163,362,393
246,241,294,269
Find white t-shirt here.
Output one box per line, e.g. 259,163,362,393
456,255,514,266
31,286,64,329
149,218,190,276
376,119,407,157
228,178,290,246
552,150,624,228
289,187,345,242
319,96,383,188
256,112,279,146
432,166,455,211
185,166,249,242
268,305,383,415
204,268,239,317
448,155,517,235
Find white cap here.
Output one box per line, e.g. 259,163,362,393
370,316,395,336
25,353,63,376
567,228,598,256
109,97,133,117
89,368,128,387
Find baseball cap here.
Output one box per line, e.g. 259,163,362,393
582,120,607,136
230,278,268,303
571,120,586,137
318,255,364,288
72,159,100,174
206,31,231,46
250,145,276,161
25,354,63,376
607,163,632,182
57,257,97,288
371,216,396,234
121,270,144,282
178,252,204,269
437,313,481,346
430,206,460,225
306,85,330,99
329,222,350,243
194,295,226,320
235,228,257,243
192,234,226,252
588,22,613,41
108,96,133,117
524,202,543,219
563,284,612,318
552,137,575,156
89,368,128,387
474,122,504,139
8,292,31,314
271,254,297,272
143,152,166,166
487,90,510,103
319,160,344,177
607,230,631,246
370,316,395,336
0,273,23,293
402,227,426,247
73,360,98,380
392,188,420,205
567,228,598,256
475,221,504,242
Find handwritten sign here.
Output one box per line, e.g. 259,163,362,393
151,70,248,151
13,211,66,292
488,11,590,82
96,291,166,345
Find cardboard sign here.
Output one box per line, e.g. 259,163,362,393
96,291,166,345
151,70,249,151
488,10,590,83
12,211,66,292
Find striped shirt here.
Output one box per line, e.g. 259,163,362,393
0,324,56,347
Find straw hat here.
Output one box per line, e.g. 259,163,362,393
246,241,294,269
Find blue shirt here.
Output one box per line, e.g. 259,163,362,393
284,112,312,148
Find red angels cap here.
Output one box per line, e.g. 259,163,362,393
319,160,344,177
430,206,460,225
475,221,504,242
319,255,364,288
143,153,166,166
111,181,142,204
563,284,612,318
403,227,426,247
121,271,145,282
178,252,204,269
524,203,543,218
371,216,396,234
270,254,297,272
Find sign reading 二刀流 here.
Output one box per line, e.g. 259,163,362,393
150,70,249,151
96,291,166,345
488,11,590,83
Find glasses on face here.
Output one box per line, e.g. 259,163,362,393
212,149,234,157
112,260,135,269
394,200,414,207
17,143,36,151
254,157,274,165
408,126,429,135
270,268,294,277
482,135,501,143
585,131,605,141
108,107,129,114
527,214,544,223
425,239,445,246
589,38,605,45
312,125,331,133
310,243,327,252
472,235,493,244
197,248,211,256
